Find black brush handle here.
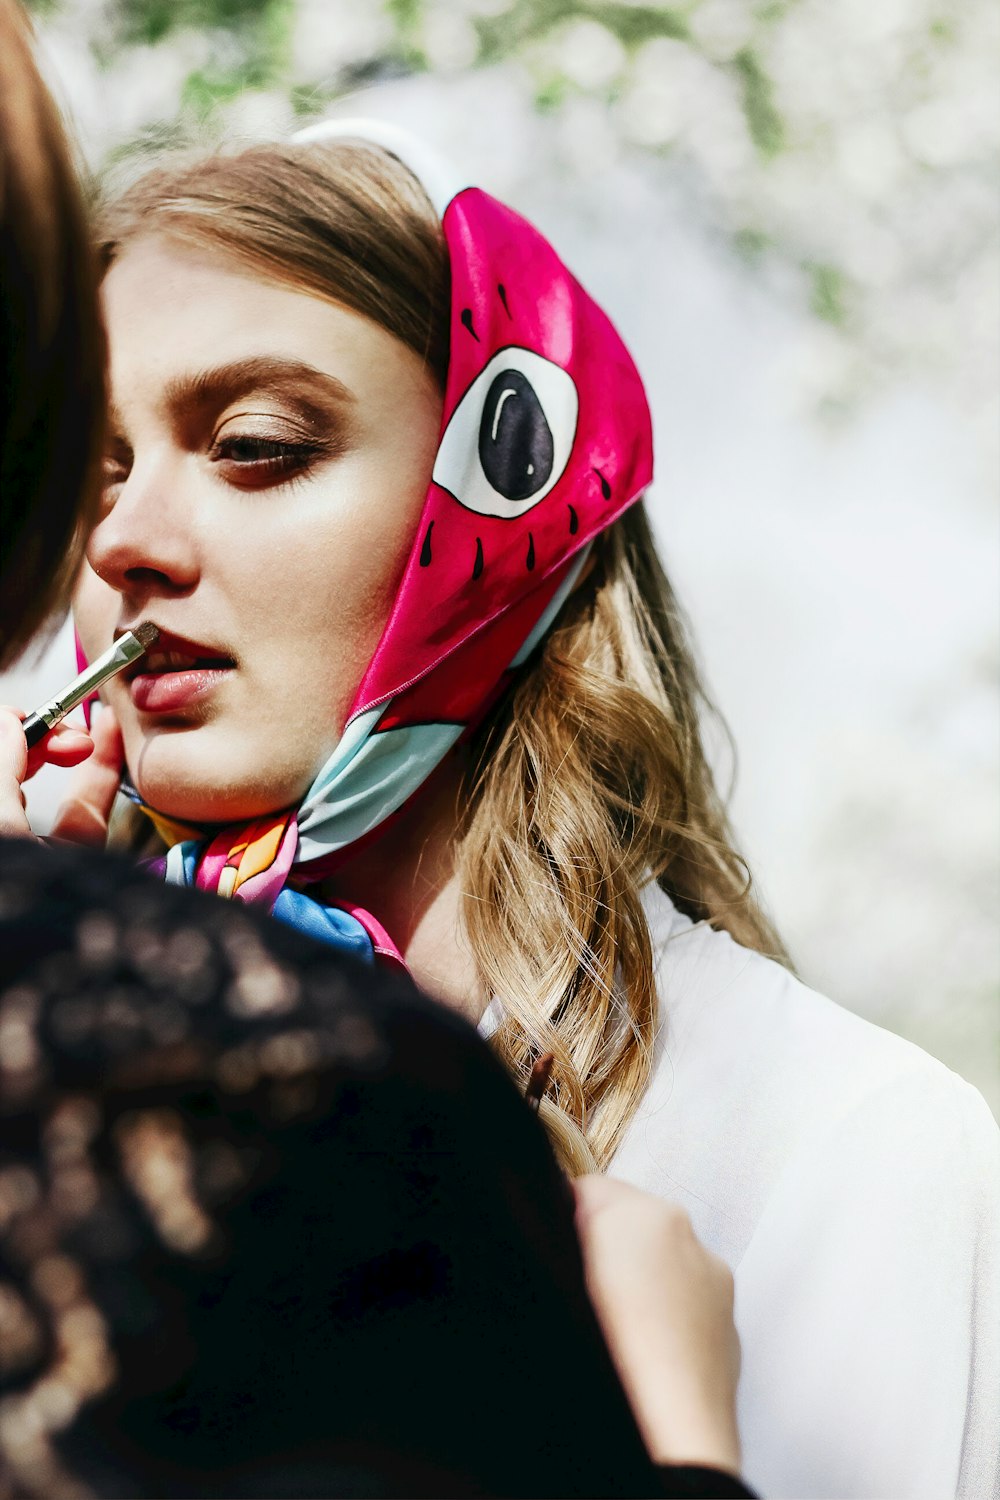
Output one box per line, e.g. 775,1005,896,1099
22,713,50,749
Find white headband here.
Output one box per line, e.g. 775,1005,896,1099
291,115,468,220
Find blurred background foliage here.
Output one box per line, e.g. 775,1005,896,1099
26,0,998,439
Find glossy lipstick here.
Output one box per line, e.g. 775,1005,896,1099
128,630,236,715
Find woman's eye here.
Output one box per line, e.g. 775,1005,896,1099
210,435,321,487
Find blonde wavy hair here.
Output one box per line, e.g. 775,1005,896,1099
97,139,786,1174
463,504,787,1172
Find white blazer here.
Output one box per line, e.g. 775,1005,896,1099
483,883,1000,1498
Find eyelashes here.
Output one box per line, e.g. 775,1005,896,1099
208,434,330,489
101,431,340,500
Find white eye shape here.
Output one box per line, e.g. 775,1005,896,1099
433,346,579,519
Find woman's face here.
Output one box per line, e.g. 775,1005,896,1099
76,236,443,823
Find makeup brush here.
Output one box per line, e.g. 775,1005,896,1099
21,622,160,749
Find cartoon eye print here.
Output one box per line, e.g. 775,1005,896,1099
432,346,579,520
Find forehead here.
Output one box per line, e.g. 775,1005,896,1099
100,236,433,413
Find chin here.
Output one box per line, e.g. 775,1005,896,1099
126,731,308,826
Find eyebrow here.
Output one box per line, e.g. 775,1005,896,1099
109,356,357,433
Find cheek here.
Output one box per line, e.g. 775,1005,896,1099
73,565,119,659
250,551,402,744
258,473,426,667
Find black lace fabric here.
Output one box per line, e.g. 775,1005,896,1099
0,837,669,1499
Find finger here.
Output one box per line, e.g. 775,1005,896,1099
0,706,92,780
0,706,28,780
50,709,124,848
571,1172,637,1225
25,722,95,776
0,707,33,839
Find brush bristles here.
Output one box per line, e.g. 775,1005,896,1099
131,621,160,651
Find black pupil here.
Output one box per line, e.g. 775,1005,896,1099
478,370,553,502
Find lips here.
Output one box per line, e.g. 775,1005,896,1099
121,626,236,715
143,648,230,673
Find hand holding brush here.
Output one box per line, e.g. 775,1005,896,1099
1,622,157,840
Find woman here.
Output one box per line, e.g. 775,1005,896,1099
0,8,755,1494
71,118,999,1500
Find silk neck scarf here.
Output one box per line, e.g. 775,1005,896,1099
112,119,654,968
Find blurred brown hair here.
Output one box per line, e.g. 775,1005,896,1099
0,0,105,669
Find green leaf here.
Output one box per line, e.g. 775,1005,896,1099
732,46,785,159
586,3,689,46
734,227,772,262
111,0,288,48
476,0,688,65
806,261,850,326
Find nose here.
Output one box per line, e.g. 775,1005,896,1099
87,456,199,606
